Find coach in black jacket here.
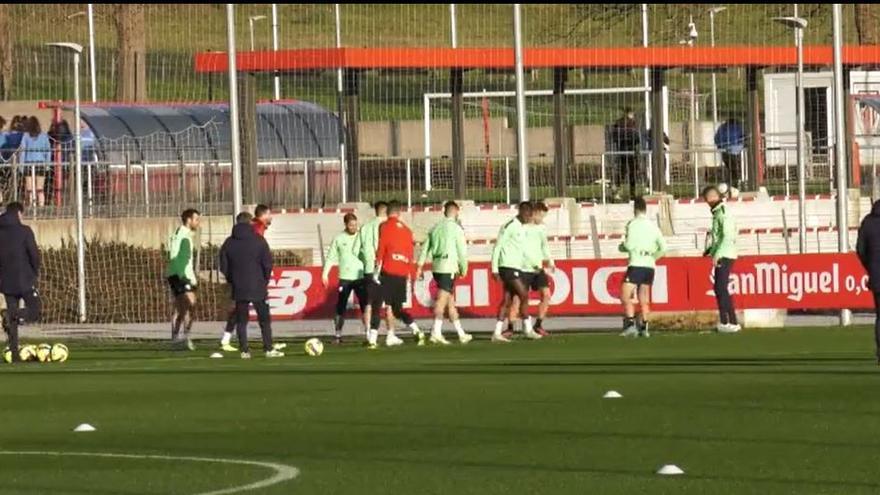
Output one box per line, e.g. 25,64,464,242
0,202,41,362
857,200,880,362
219,221,279,357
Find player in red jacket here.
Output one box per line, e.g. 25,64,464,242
368,200,426,348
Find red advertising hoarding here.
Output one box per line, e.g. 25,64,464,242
265,254,872,320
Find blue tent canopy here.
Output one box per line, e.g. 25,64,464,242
72,101,340,163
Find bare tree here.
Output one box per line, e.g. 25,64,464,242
114,4,147,101
0,5,13,101
855,4,880,45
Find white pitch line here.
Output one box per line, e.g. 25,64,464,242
0,451,299,495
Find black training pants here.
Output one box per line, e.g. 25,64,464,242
713,258,738,325
234,300,273,353
3,291,41,362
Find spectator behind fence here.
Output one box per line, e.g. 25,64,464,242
611,108,641,201
1,115,25,163
20,116,51,207
714,118,745,188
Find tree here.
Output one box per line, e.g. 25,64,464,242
855,4,880,45
0,4,13,100
114,4,147,101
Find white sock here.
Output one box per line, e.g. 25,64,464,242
368,329,378,345
524,317,534,334
408,322,422,335
453,319,466,337
494,320,504,336
432,318,443,337
221,332,232,345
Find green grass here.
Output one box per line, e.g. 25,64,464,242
3,327,880,493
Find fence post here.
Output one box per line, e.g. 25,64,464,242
589,215,602,259
143,163,150,217
693,149,699,199
600,154,607,205
303,160,310,209
782,209,791,254
30,164,37,210
504,156,511,205
784,149,791,197
406,158,412,209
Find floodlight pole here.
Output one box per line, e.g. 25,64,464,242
87,4,97,102
513,4,529,201
227,5,243,215
335,4,347,202
450,4,458,48
47,42,86,322
271,4,280,100
709,7,726,128
832,4,852,326
641,4,650,127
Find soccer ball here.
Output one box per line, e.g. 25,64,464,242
19,345,37,362
51,343,70,363
2,347,10,364
717,182,729,195
728,186,740,199
36,343,52,363
304,338,324,357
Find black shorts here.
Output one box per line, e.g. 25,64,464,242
338,279,369,312
363,276,382,305
499,267,526,293
167,275,196,296
378,273,408,306
624,266,655,286
432,273,456,293
529,271,550,291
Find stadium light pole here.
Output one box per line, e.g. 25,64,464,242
46,42,86,323
271,4,280,101
708,6,726,129
773,15,808,253
513,4,529,201
248,15,267,51
641,4,650,130
450,4,458,48
227,5,244,215
334,3,347,203
832,4,852,326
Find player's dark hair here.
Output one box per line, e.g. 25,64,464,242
517,201,534,217
374,201,389,215
343,212,358,224
236,211,253,224
701,185,719,198
6,201,24,214
181,208,200,224
254,204,270,219
533,201,548,212
443,200,459,215
633,196,647,214
387,200,402,215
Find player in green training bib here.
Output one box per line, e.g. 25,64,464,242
618,197,666,338
323,213,368,344
417,201,473,345
166,208,201,350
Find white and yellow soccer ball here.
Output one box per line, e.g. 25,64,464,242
19,345,38,362
304,338,324,357
51,343,70,363
36,343,53,363
3,347,10,364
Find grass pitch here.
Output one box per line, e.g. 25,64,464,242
2,327,880,494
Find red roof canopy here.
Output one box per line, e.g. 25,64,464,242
194,46,880,73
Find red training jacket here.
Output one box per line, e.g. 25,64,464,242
376,216,416,278
252,219,268,238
